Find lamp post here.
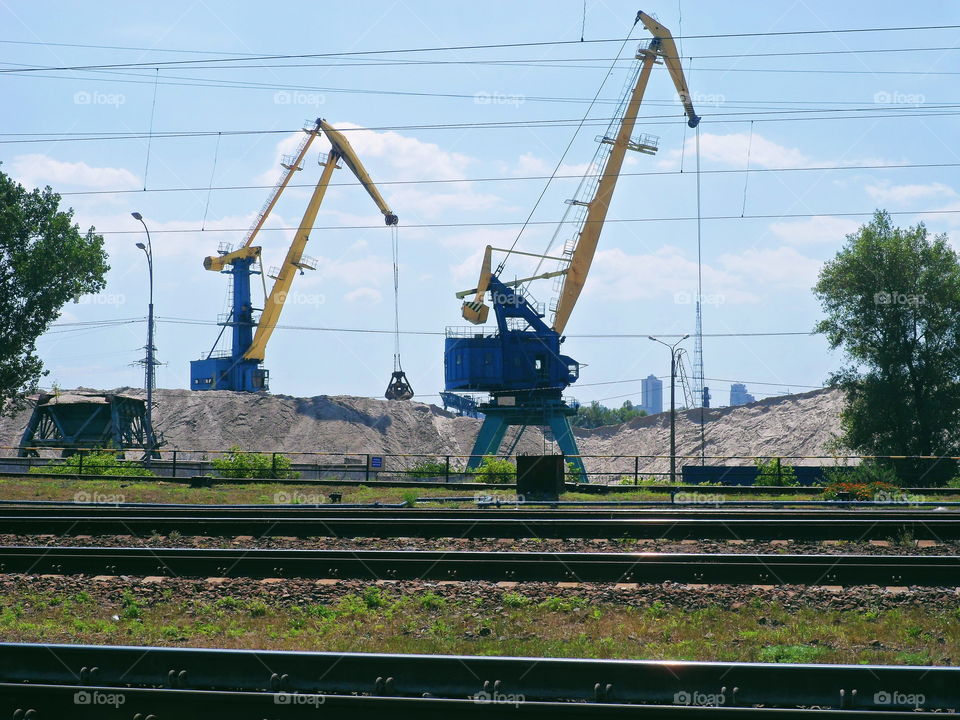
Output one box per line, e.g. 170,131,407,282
131,212,156,450
648,334,689,484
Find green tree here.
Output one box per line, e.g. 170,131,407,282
1,167,109,413
572,400,647,429
814,210,960,484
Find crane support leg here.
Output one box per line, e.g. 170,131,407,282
548,414,585,479
466,416,511,469
465,397,587,480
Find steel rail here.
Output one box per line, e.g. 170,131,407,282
3,498,959,510
2,502,957,519
0,547,957,585
1,512,959,539
0,683,943,719
1,643,957,712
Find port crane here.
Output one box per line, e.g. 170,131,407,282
191,118,399,392
444,12,699,477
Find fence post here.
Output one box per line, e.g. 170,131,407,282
776,457,782,486
271,452,278,479
172,450,177,478
78,451,83,476
365,454,371,483
445,456,451,484
634,456,639,485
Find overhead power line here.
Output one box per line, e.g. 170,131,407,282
3,106,959,146
46,315,815,340
3,23,958,73
85,208,960,236
53,160,960,198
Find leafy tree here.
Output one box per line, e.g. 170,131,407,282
572,400,647,429
1,167,109,413
814,210,960,484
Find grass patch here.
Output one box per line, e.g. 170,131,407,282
0,589,957,664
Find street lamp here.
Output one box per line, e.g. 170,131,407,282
648,334,689,484
131,212,157,453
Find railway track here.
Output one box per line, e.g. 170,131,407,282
3,508,958,540
1,643,956,717
2,546,957,585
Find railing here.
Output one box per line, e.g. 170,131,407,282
3,446,959,487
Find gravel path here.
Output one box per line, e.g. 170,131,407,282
2,534,956,555
3,573,957,611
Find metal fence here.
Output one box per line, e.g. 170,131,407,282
3,446,960,486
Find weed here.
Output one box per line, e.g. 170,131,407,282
758,645,827,663
502,592,531,608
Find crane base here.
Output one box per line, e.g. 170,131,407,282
466,398,586,480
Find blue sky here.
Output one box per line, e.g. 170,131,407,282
3,0,959,407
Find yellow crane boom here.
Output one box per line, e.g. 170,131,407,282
243,119,398,362
550,11,699,335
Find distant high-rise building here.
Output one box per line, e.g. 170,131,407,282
641,374,663,415
729,382,755,406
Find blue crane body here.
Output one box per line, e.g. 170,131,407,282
189,256,266,392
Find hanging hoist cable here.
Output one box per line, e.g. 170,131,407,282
201,131,221,231
384,222,414,400
741,120,754,216
695,123,707,463
392,224,402,371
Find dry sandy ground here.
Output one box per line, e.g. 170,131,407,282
0,387,844,475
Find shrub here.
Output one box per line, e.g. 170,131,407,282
211,446,299,479
822,480,898,501
565,461,583,483
468,456,516,484
407,459,448,479
824,460,901,487
32,450,156,477
754,457,798,486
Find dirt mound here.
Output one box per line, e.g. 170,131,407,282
0,387,843,473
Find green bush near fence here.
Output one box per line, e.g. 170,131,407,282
823,460,901,487
467,456,516,484
753,457,799,486
30,450,156,477
407,459,448,479
211,446,299,479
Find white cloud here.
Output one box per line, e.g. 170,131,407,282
321,122,470,181
10,154,139,190
717,246,822,290
254,122,503,219
589,246,758,304
344,287,382,304
508,152,590,178
585,242,823,306
769,216,861,245
309,255,392,287
865,181,958,204
658,132,815,171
